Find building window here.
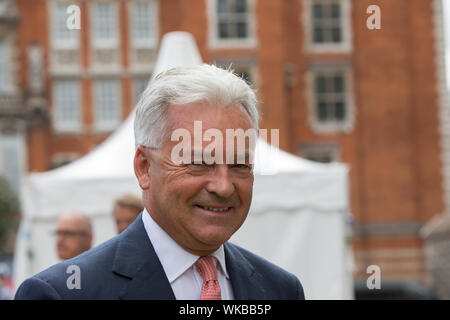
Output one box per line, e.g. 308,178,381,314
298,142,339,163
131,1,158,48
303,0,352,52
52,80,81,132
128,1,158,70
0,134,24,196
92,2,117,48
49,1,80,72
217,0,249,39
315,72,346,122
51,1,79,49
93,79,121,130
0,42,9,93
312,0,341,43
208,0,256,48
307,66,354,133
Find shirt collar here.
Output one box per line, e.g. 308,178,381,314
141,208,230,283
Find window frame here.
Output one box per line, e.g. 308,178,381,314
92,78,122,131
50,0,80,50
306,64,355,133
207,0,257,49
0,133,27,197
302,0,352,53
0,41,11,93
129,0,159,49
90,0,119,49
52,79,82,133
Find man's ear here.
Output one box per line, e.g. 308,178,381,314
134,145,151,190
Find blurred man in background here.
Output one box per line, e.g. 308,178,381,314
0,264,12,300
55,212,93,260
113,194,144,234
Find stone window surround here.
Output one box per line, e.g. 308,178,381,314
302,0,353,53
306,62,355,134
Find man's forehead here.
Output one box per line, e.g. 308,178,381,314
58,214,90,228
166,102,253,129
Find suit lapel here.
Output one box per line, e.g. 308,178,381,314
224,242,267,300
112,214,176,300
110,216,266,300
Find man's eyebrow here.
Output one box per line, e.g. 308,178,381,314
231,152,252,163
229,152,250,158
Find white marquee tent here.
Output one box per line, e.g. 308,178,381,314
13,32,353,299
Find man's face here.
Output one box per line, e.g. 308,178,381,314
56,216,92,260
114,204,140,234
135,102,255,256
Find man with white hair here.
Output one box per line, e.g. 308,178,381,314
14,64,304,300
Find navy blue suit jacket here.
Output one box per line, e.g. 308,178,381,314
15,214,305,300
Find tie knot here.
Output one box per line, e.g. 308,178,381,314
195,256,219,282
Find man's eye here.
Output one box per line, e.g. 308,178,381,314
188,162,211,168
232,164,251,170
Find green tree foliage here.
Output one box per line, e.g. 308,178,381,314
0,176,19,253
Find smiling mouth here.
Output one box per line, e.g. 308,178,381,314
195,205,232,213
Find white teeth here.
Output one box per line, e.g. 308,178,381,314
202,206,230,212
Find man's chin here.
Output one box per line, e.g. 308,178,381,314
195,226,236,248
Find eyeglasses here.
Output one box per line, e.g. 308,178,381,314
52,230,89,237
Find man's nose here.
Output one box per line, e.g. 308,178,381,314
56,239,64,249
205,165,235,199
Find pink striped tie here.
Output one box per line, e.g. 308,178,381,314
195,256,222,300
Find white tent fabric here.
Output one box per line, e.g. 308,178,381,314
13,32,353,299
232,159,352,299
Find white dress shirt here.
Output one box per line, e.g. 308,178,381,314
142,209,235,300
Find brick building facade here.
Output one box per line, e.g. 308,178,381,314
3,0,448,288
